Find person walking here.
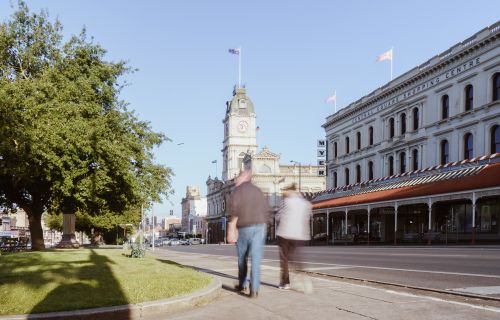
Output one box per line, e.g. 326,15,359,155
227,169,270,298
276,183,313,292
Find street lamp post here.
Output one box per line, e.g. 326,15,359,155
290,160,301,191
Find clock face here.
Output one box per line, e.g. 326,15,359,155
237,121,249,133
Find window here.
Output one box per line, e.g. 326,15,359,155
400,113,406,135
345,137,350,154
494,73,500,101
464,133,473,160
388,156,394,176
442,95,449,119
492,125,500,153
440,140,449,164
412,149,419,171
369,126,374,146
334,142,338,158
356,164,361,183
356,132,361,150
465,84,473,111
345,168,350,186
333,171,338,188
412,107,419,131
399,152,406,173
389,118,395,138
368,161,374,180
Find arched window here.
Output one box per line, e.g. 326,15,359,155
334,142,338,158
465,84,473,111
399,152,406,173
463,133,473,160
389,118,395,138
345,136,350,154
345,168,350,186
388,156,394,176
369,126,374,146
412,107,419,131
400,113,407,135
493,73,500,101
356,132,361,150
368,161,374,180
356,164,361,183
333,171,338,188
440,140,449,165
491,125,500,153
442,95,449,119
412,149,419,171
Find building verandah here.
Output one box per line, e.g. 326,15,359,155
311,155,500,245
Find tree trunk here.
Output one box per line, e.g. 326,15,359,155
27,208,45,251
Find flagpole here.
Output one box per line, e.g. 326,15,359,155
334,90,337,113
238,46,242,88
390,47,393,81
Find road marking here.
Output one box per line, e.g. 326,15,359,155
390,254,468,257
165,250,500,279
303,266,354,271
449,286,500,295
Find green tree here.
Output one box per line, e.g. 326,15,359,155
0,2,173,250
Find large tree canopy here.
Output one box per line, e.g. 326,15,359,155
0,2,173,250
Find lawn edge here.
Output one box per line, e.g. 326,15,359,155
0,276,222,320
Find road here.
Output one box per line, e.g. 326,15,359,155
162,244,500,298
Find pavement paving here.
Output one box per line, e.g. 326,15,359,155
150,247,500,320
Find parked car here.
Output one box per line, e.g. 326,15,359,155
168,239,180,246
189,238,201,245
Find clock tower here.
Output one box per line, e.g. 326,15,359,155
222,87,257,181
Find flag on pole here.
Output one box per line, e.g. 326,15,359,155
376,48,393,62
211,160,217,164
256,126,260,132
325,94,337,104
228,48,240,55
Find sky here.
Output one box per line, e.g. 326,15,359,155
1,0,499,219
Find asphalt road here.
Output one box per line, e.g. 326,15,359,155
161,244,500,298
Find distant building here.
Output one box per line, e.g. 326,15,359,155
181,186,207,236
205,87,326,243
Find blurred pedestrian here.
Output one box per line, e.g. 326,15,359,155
227,169,270,298
276,183,313,293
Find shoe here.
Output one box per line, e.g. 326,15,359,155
278,283,291,290
249,291,259,298
234,284,247,292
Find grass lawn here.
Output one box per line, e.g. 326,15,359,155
0,248,211,315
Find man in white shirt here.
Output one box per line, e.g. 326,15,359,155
276,183,312,291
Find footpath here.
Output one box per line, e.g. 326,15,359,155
151,248,500,320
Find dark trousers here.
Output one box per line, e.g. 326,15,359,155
278,236,305,285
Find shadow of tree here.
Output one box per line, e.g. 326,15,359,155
27,249,130,318
0,249,130,318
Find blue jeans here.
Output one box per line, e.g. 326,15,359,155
236,224,267,293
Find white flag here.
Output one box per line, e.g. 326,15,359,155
376,48,393,62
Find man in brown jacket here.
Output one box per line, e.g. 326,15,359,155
227,169,270,298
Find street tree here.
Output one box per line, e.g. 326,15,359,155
0,1,173,250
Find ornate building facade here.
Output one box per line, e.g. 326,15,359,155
205,87,326,243
312,22,500,244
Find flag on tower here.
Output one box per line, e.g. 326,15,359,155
376,48,393,62
228,48,240,55
325,94,337,104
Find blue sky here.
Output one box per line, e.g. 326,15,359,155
1,0,499,218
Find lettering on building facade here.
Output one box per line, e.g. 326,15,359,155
351,57,481,124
